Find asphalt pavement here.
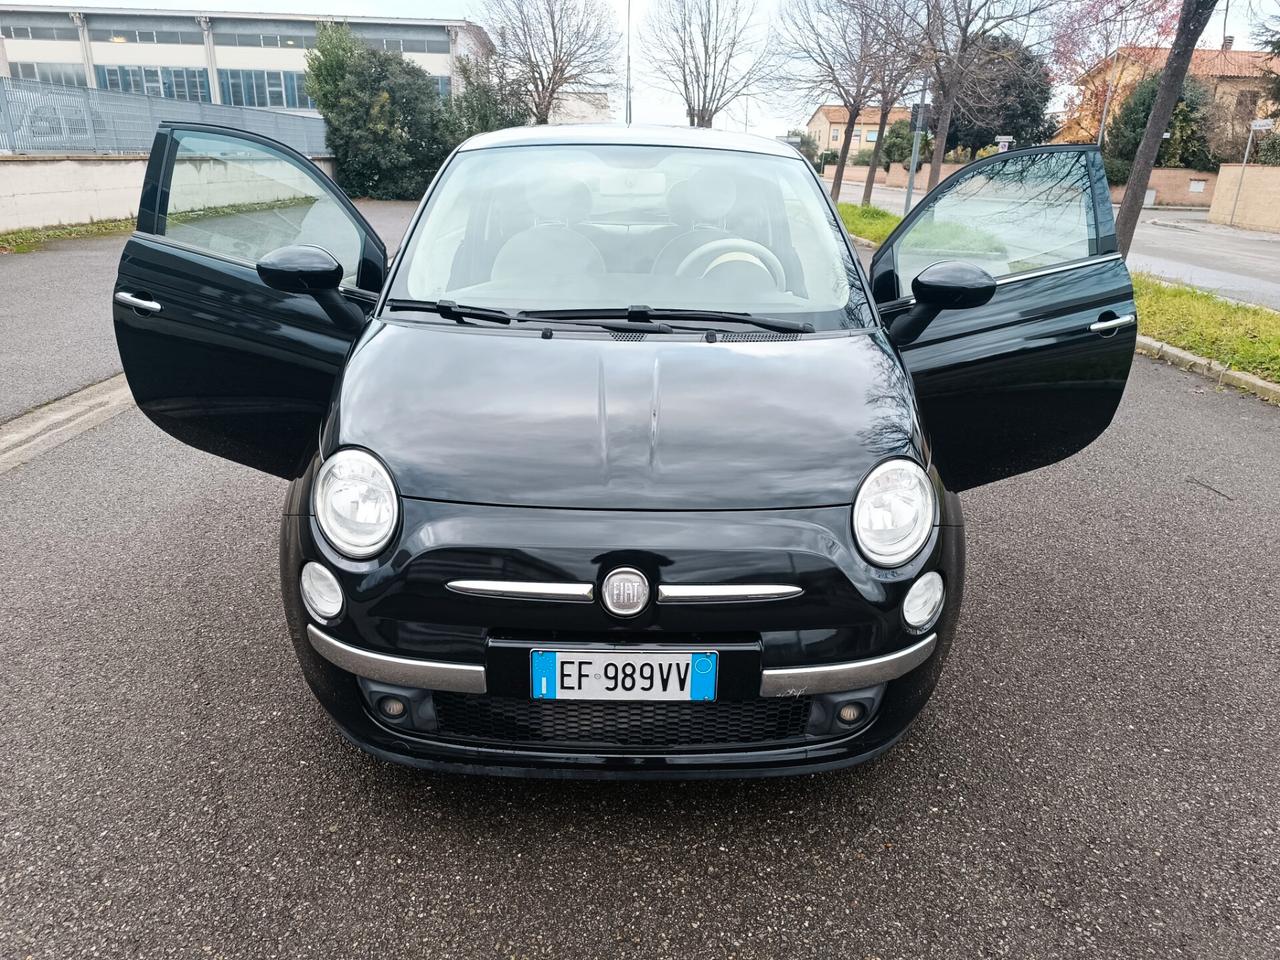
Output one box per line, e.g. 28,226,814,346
2,197,1279,958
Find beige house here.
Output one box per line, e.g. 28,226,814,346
805,104,912,154
1058,42,1280,149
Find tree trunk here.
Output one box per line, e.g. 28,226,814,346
927,88,957,191
1114,0,1220,254
861,105,892,206
828,106,858,204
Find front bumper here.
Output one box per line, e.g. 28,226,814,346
279,488,965,779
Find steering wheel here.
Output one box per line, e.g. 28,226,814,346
675,239,786,290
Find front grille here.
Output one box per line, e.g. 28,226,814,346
432,694,814,752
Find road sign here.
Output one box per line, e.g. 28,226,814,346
1250,118,1275,132
995,135,1013,153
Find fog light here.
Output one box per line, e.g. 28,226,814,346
300,561,344,621
902,571,944,632
837,703,865,725
379,696,407,718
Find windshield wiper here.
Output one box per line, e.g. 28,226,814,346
514,314,674,335
635,307,815,334
524,305,814,334
383,298,513,325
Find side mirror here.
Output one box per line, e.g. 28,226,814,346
257,244,364,333
888,260,996,347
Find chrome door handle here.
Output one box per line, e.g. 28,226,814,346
1089,313,1135,333
114,291,162,313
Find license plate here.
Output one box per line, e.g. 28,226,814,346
530,649,717,701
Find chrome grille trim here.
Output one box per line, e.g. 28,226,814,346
307,625,486,693
657,584,804,603
759,633,937,697
445,580,595,602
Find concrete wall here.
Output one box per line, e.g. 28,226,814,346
825,162,967,190
1209,164,1280,233
1108,167,1217,207
0,153,335,231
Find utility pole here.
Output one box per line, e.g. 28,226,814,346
625,0,632,124
904,78,928,215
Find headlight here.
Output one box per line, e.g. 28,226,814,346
852,459,935,567
313,448,398,559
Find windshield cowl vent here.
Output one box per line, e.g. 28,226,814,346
721,332,800,342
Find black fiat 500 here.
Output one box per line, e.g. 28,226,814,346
112,123,1135,778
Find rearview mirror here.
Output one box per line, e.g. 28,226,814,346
888,261,996,347
257,245,364,332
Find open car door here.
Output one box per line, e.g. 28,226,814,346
869,145,1135,491
112,123,387,479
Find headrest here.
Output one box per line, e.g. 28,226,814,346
687,168,737,222
527,178,592,223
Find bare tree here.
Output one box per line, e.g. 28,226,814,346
914,0,1056,189
773,0,879,201
482,0,619,124
861,0,928,204
646,0,772,128
1114,0,1219,252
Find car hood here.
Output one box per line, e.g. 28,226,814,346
330,322,921,510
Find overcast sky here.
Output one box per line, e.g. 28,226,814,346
21,0,1279,137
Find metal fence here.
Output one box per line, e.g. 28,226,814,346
0,76,328,156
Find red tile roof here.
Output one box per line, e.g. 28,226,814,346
1118,46,1280,79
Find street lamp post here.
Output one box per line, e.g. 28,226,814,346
903,78,929,215
625,0,632,125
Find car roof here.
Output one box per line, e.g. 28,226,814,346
457,123,805,160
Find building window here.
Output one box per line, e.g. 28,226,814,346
1235,90,1260,120
217,69,315,109
831,128,839,142
3,24,80,40
866,130,878,142
213,32,314,49
88,28,203,44
94,65,211,101
436,76,451,98
10,62,89,86
362,35,449,54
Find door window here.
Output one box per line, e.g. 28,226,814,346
894,150,1095,293
161,130,363,283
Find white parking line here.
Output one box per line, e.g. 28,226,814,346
0,374,133,475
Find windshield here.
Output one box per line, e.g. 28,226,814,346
389,143,873,329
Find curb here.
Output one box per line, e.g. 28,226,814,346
1135,335,1280,405
1146,218,1280,242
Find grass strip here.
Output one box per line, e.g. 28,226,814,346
0,217,136,254
1134,273,1280,384
837,203,902,245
